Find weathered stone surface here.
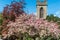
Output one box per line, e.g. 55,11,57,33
36,0,47,19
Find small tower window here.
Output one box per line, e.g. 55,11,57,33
40,7,44,18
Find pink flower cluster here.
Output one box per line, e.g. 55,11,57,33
2,13,60,38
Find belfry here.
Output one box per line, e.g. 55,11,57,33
36,0,47,19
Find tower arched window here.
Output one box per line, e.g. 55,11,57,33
40,7,44,18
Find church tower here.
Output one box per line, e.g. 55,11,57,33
36,0,47,19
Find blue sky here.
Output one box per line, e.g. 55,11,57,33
0,0,60,17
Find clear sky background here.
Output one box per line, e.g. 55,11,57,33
0,0,60,17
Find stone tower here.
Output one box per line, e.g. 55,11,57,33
36,0,47,19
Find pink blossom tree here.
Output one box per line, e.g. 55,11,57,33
1,13,60,40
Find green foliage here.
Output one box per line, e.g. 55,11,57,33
23,33,32,40
0,13,3,25
46,14,60,25
43,35,58,40
0,19,3,25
